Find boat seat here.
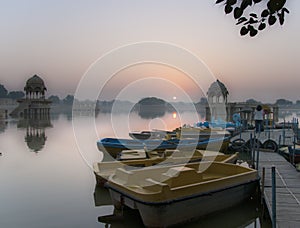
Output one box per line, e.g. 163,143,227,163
161,166,202,188
114,167,170,186
143,178,168,192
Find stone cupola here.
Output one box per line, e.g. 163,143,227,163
207,79,229,104
24,75,47,99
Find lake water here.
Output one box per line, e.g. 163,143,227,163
1,110,290,227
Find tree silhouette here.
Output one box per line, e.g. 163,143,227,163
216,0,289,37
0,84,8,98
48,95,61,104
137,97,166,119
62,95,74,105
7,91,25,99
275,98,293,105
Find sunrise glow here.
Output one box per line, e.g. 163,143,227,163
172,112,177,119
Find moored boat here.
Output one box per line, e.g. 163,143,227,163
279,146,300,164
106,162,259,227
288,145,300,163
97,138,179,158
296,163,300,172
97,136,230,158
129,126,231,141
129,129,176,140
93,150,239,187
174,127,231,139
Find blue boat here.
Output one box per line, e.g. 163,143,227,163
97,136,230,158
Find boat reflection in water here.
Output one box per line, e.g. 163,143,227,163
94,185,265,228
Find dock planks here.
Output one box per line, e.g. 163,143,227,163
258,151,300,228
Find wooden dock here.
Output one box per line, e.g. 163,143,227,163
258,151,300,227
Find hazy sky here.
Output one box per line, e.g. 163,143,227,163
1,0,299,103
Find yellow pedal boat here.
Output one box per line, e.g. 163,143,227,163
93,150,239,187
106,162,258,227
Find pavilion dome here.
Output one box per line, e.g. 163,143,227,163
24,75,47,95
207,79,229,98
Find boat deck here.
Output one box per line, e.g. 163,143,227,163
258,151,300,227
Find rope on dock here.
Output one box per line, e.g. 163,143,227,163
276,168,300,206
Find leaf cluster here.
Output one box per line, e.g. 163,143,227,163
216,0,289,37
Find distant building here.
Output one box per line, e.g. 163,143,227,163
205,79,278,126
0,98,18,118
0,98,18,106
10,75,52,118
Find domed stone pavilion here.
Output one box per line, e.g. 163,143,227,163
10,75,52,118
205,79,279,127
207,79,229,104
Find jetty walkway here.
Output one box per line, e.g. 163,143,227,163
258,151,300,228
230,128,300,227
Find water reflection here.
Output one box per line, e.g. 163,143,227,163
180,199,262,228
94,186,145,227
17,116,52,152
94,186,112,207
0,120,8,133
0,111,279,227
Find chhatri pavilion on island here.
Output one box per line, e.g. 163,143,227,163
10,75,52,118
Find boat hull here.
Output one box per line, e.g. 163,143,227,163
108,179,258,227
97,137,230,159
97,138,178,158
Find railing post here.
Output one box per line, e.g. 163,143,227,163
293,135,296,165
283,128,286,146
250,133,255,167
272,166,276,228
256,140,260,170
261,167,265,205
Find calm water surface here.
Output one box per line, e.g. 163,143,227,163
0,111,285,227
